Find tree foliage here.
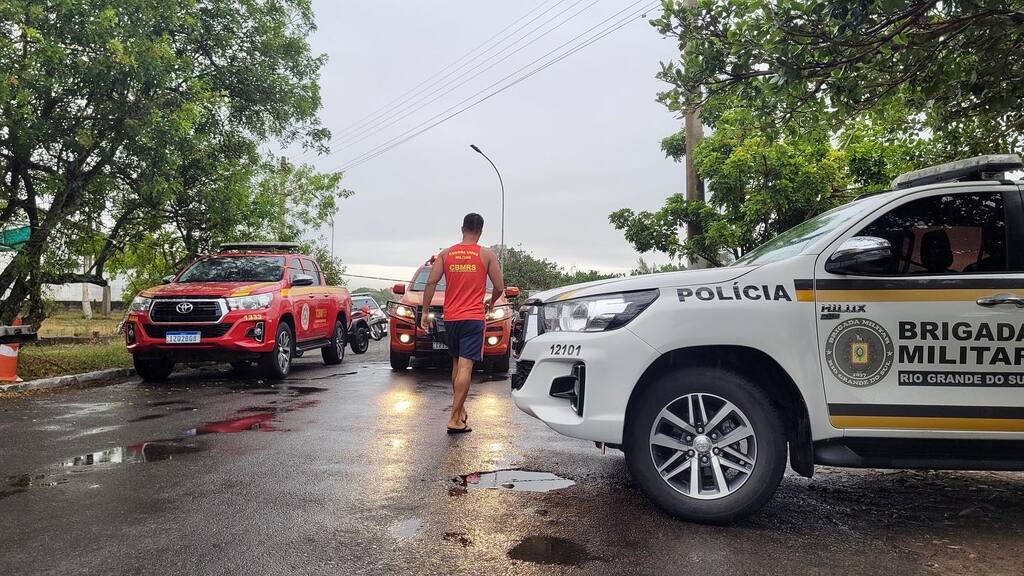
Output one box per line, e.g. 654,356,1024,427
0,0,331,323
612,0,1021,264
653,0,1024,154
110,157,350,301
496,245,619,294
612,106,932,261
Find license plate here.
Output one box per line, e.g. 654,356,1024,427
166,331,201,344
432,341,448,350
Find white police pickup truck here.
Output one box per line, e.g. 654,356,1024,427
512,155,1024,524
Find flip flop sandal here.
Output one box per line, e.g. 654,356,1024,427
447,424,472,434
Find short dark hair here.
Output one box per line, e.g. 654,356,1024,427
462,213,484,233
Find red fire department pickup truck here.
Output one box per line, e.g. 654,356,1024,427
388,256,519,373
124,243,352,381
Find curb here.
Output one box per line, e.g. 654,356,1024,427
0,367,136,393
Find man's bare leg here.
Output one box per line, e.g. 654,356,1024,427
449,360,466,423
447,357,474,428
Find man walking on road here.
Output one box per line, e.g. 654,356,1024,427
420,213,505,434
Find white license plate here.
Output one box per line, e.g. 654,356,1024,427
432,341,448,350
166,332,201,344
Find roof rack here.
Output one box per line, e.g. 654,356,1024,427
217,242,301,253
892,154,1022,190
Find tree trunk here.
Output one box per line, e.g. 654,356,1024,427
102,285,111,319
81,255,93,319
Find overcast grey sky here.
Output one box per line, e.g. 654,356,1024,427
306,0,683,288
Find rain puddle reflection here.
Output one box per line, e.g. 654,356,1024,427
5,391,322,498
455,470,575,493
389,517,424,541
508,536,598,567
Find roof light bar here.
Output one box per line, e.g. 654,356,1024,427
218,242,301,253
892,154,1022,190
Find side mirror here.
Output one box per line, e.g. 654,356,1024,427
392,283,406,295
292,274,315,287
162,275,175,284
825,236,892,275
505,286,520,298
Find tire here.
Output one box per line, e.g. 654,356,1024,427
322,320,346,365
389,349,410,371
259,322,294,379
487,349,511,373
370,323,385,341
134,356,174,382
624,366,786,525
349,325,370,354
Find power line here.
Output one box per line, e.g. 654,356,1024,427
318,0,606,157
334,2,658,173
292,0,571,164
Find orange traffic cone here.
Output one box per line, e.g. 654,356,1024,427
0,318,23,382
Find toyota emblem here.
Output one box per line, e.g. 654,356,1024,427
176,302,194,314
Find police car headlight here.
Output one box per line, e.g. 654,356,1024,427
485,306,507,321
130,295,153,312
227,293,273,310
540,289,659,333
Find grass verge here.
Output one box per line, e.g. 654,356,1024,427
16,342,132,381
37,313,123,339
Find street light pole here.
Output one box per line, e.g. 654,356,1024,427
470,144,504,269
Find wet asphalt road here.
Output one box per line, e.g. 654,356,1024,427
2,342,1024,575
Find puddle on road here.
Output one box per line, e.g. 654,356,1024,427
6,393,321,499
508,536,598,567
286,385,328,395
148,400,189,407
389,517,424,541
127,414,167,423
455,470,576,493
443,531,472,547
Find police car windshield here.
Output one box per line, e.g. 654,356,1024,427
733,199,873,266
178,256,285,283
410,268,493,291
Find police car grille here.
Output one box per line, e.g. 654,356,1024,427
150,300,223,323
512,360,534,391
143,323,233,338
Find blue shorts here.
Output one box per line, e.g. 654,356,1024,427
444,320,485,362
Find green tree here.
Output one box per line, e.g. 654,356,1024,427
0,0,328,323
631,257,686,275
611,107,929,262
110,157,350,300
496,245,619,294
654,0,1024,155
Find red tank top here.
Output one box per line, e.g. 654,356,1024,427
442,243,487,321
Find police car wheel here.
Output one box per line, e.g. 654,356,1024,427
624,366,786,524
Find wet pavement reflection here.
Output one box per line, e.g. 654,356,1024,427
2,356,1023,575
456,469,575,493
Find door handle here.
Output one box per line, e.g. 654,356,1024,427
976,293,1024,308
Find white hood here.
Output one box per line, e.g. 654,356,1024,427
527,266,758,303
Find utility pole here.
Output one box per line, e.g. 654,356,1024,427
683,0,705,268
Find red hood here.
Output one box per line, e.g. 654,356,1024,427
141,281,282,298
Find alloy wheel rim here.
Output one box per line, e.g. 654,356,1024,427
278,330,291,372
336,325,345,356
648,392,757,500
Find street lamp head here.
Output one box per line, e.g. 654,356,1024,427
470,144,482,154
